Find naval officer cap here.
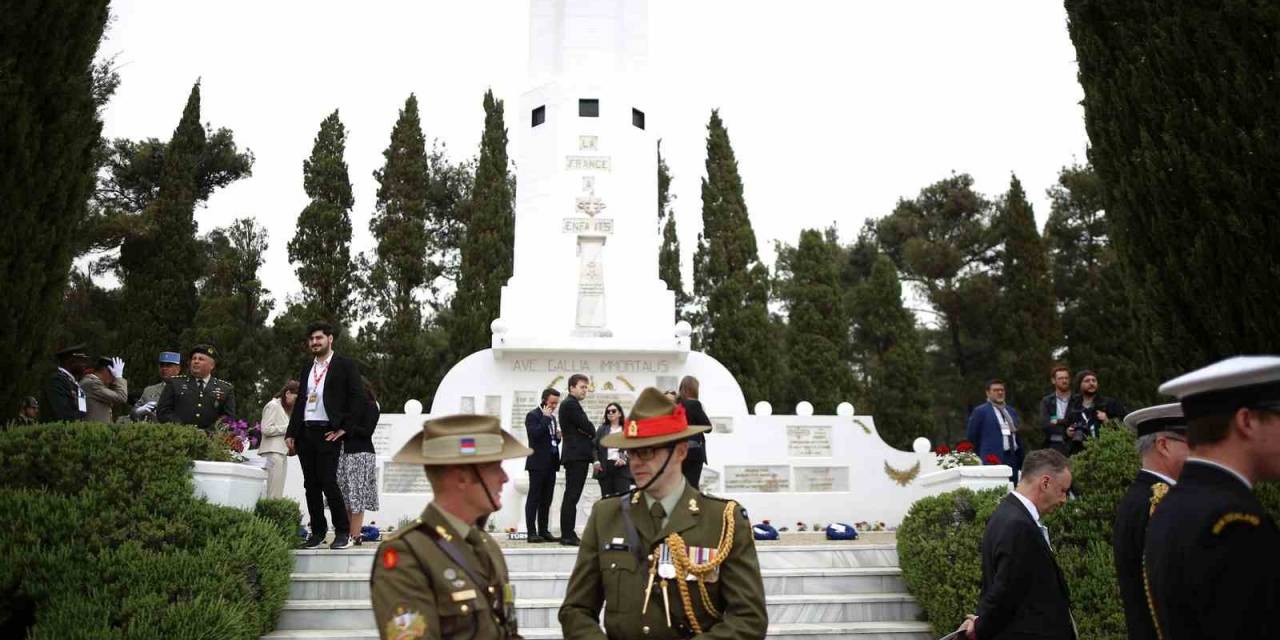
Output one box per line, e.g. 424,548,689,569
1158,355,1280,420
54,344,89,360
1123,403,1187,437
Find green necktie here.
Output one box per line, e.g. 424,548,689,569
465,528,495,581
650,500,667,535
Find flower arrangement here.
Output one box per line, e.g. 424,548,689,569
213,419,262,462
984,453,1002,465
854,521,887,532
933,440,982,469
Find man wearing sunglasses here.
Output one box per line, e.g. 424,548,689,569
559,387,766,639
1112,403,1189,640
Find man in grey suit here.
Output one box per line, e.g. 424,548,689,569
80,356,127,424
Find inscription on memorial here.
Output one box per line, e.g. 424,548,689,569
565,155,612,172
510,391,540,444
724,465,790,492
787,425,833,457
382,462,431,494
510,358,673,373
484,395,502,417
794,466,850,492
562,218,614,234
578,135,598,151
700,467,721,492
370,421,394,454
711,417,734,434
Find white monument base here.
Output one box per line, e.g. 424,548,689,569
917,465,1014,494
191,460,267,511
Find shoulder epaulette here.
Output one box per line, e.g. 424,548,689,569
1148,482,1170,516
383,517,424,542
1212,512,1261,535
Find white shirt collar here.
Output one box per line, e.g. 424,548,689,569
314,351,334,367
1141,468,1177,486
1186,457,1253,489
1010,489,1040,524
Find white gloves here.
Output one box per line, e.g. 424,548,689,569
109,357,125,380
141,400,157,413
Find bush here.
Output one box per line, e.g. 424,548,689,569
255,498,303,547
0,422,290,639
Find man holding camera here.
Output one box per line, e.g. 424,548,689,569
1063,370,1127,455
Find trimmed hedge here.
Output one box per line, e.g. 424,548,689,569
0,422,296,639
255,498,303,547
900,424,1280,639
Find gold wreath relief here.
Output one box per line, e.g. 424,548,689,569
883,460,920,486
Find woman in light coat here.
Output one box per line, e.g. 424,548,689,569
259,380,298,499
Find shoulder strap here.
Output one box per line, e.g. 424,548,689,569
423,527,513,633
618,494,646,565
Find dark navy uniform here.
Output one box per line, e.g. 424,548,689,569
156,374,237,431
1112,470,1168,640
1143,460,1280,639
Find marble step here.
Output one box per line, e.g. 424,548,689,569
289,566,906,600
262,620,935,640
291,544,900,574
274,593,921,631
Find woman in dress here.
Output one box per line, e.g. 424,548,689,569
259,380,298,499
593,401,632,496
338,378,380,545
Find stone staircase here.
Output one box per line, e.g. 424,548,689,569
261,542,933,640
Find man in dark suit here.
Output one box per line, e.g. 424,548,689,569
1144,356,1280,640
285,321,364,550
45,345,89,422
958,448,1075,640
1040,365,1074,455
524,388,561,543
557,373,595,546
966,379,1025,480
1113,403,1189,640
157,344,236,431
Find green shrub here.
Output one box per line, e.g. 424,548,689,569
0,422,290,639
255,498,303,547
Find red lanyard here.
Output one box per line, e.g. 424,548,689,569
312,359,330,388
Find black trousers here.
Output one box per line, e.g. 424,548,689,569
596,463,633,497
682,457,704,490
298,422,349,536
526,468,557,535
560,461,588,536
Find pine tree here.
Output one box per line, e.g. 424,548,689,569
776,228,853,413
189,218,276,413
1065,0,1280,372
450,90,514,361
850,254,930,449
288,110,355,325
992,175,1059,425
1045,164,1157,408
0,0,111,413
657,144,688,320
117,82,208,375
692,110,776,403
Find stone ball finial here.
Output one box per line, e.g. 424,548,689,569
836,402,854,417
404,399,423,416
490,318,509,335
674,320,692,338
912,437,931,454
795,401,815,417
754,401,773,416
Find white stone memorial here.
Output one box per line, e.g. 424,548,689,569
281,0,1009,534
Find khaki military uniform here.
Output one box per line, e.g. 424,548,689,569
371,503,520,640
559,483,767,639
155,374,236,431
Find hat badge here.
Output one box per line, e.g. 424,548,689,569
627,420,638,437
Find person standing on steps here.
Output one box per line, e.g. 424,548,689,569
593,401,633,496
677,376,711,489
557,373,595,546
370,414,531,640
524,387,562,543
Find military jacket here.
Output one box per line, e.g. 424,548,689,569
370,504,520,640
1112,469,1165,640
155,375,236,431
1144,461,1280,640
559,484,767,639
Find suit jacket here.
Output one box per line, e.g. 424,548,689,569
80,373,127,424
559,483,767,639
524,406,561,472
370,503,518,639
1039,392,1072,455
558,395,596,464
156,375,237,431
45,369,84,422
965,403,1025,469
258,398,291,456
680,398,711,464
287,352,364,439
975,494,1075,640
1144,461,1280,640
593,422,633,486
1113,470,1165,640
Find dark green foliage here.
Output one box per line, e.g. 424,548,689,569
450,90,515,361
189,218,277,415
849,254,930,449
992,175,1059,421
255,497,303,546
0,423,293,638
657,145,688,320
775,228,853,414
288,110,356,325
0,0,110,417
1045,164,1157,409
692,110,776,403
1065,0,1280,373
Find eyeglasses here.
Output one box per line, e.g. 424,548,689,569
606,408,620,414
628,445,673,461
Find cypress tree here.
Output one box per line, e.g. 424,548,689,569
993,175,1059,423
692,110,776,403
117,82,207,374
850,254,930,449
1065,0,1280,371
288,109,356,325
657,145,688,320
776,228,853,413
450,90,514,361
0,0,110,412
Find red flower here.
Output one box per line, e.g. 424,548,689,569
934,444,952,455
956,441,974,453
985,454,1001,465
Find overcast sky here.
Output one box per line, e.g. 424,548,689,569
99,0,1088,310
